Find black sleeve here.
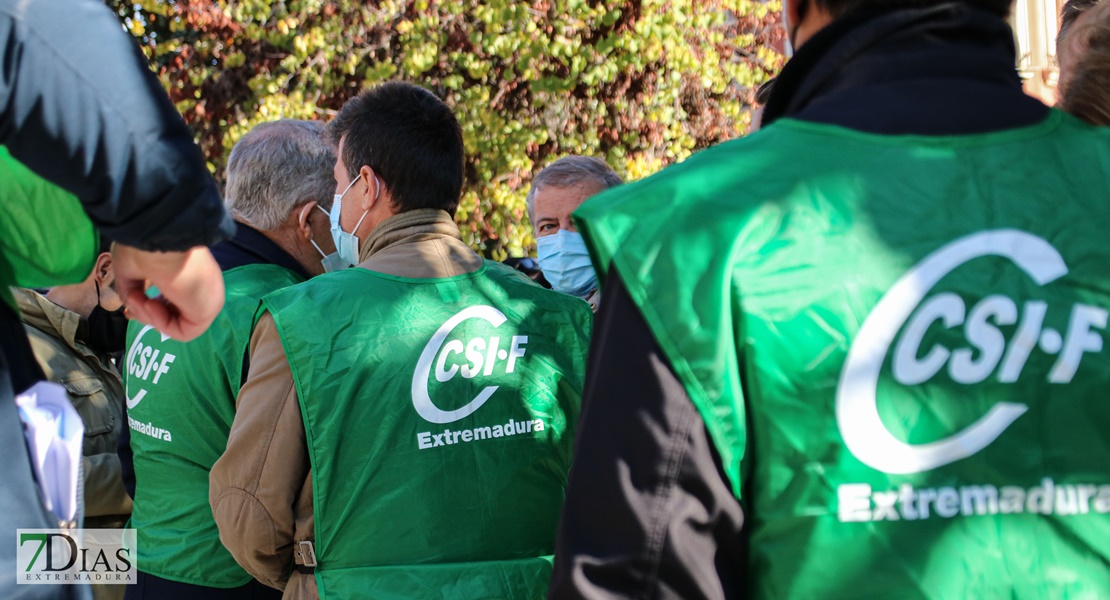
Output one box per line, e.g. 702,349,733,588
0,0,234,251
116,412,136,500
113,357,136,500
550,271,747,600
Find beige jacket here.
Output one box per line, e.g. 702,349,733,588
15,288,133,529
210,209,484,599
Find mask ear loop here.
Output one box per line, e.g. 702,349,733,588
352,207,371,234
299,202,334,224
299,203,329,259
349,174,377,235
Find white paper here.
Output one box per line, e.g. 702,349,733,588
15,381,84,523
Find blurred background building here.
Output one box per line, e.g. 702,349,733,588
1014,0,1064,103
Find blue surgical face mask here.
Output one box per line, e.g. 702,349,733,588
315,241,348,273
330,175,376,268
536,230,597,298
302,204,346,273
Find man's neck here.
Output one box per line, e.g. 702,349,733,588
258,223,320,277
211,220,313,279
44,282,94,319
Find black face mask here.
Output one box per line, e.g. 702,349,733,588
86,280,129,356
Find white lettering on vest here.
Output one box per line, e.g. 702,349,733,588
837,479,1110,522
124,325,176,410
416,418,545,450
412,306,528,424
836,230,1106,475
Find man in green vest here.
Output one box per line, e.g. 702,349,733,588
210,81,591,600
551,0,1110,596
124,120,337,600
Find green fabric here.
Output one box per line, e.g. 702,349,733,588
321,558,554,600
125,263,304,587
0,146,97,309
263,261,591,600
575,110,1110,599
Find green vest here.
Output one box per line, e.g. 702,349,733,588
575,110,1110,599
263,261,591,600
0,146,97,309
125,263,304,586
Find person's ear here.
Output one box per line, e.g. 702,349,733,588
785,0,807,37
94,252,114,288
787,0,834,50
296,201,320,241
357,165,381,211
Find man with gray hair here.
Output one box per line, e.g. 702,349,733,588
122,120,336,600
527,155,622,311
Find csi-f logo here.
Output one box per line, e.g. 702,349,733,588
411,306,528,424
837,230,1107,475
17,529,136,585
124,324,176,410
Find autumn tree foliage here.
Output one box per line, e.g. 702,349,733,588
108,0,782,256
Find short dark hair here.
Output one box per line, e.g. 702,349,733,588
327,81,464,216
1061,0,1104,44
815,0,1012,20
755,78,777,106
1059,1,1110,124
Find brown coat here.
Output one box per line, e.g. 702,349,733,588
209,209,484,599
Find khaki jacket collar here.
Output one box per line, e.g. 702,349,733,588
358,209,461,263
13,287,85,354
355,208,484,279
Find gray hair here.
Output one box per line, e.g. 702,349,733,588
526,156,622,225
225,119,336,231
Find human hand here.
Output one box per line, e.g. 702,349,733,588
112,244,225,342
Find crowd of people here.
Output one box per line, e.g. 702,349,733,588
3,0,1110,598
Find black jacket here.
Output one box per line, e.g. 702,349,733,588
0,0,233,251
550,4,1049,599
